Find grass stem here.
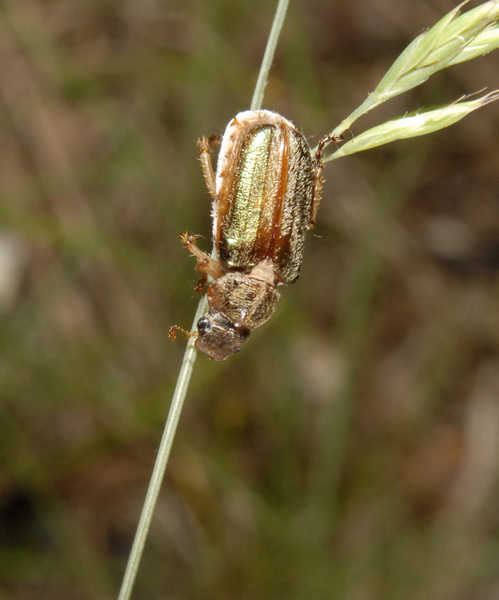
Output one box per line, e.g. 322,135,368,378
116,1,290,597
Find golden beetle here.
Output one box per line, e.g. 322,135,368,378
170,110,336,360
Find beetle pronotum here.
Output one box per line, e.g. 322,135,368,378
170,110,337,360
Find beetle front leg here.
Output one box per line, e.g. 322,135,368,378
179,231,225,280
308,133,342,229
197,134,222,200
194,273,208,293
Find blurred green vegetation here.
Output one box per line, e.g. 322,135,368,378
0,0,499,598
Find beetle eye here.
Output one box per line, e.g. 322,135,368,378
197,315,211,335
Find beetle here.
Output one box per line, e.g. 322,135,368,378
170,110,337,360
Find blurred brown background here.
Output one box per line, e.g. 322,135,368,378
1,0,499,598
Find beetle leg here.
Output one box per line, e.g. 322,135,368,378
179,231,225,279
194,273,208,293
308,133,343,229
197,134,222,200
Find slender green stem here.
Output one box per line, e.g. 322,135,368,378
116,1,289,598
251,0,289,111
117,297,206,600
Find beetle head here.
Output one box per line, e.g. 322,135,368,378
195,312,250,361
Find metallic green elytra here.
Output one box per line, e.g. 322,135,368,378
216,113,315,284
171,110,334,360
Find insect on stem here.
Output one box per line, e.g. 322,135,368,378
175,110,331,360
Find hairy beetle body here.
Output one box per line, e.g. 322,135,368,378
172,110,334,360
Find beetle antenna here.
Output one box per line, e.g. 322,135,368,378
169,326,196,341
